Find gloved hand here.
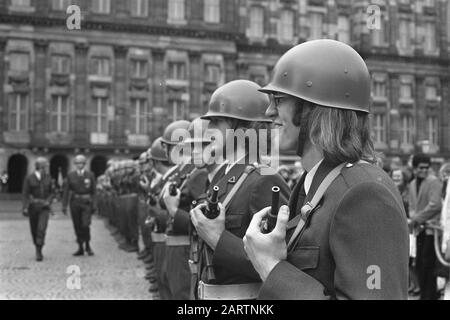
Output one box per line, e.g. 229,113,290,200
22,208,29,217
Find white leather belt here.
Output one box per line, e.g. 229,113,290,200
197,281,261,300
151,232,166,243
120,193,138,198
165,235,190,246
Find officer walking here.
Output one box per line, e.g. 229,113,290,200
62,154,97,256
22,157,55,261
190,80,290,300
243,39,409,299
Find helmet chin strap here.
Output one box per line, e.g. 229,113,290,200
295,106,311,158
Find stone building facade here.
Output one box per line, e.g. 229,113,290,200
0,0,449,192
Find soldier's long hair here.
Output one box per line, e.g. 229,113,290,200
300,102,379,165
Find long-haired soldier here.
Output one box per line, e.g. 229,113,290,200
244,40,409,300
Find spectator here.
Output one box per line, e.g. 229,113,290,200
0,171,8,193
439,163,450,262
408,153,443,300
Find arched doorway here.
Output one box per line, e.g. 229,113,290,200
90,155,108,177
7,154,28,193
50,155,69,189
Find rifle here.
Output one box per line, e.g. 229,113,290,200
263,186,280,233
202,186,220,283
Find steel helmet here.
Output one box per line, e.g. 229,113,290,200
260,39,371,113
138,152,148,164
149,137,168,162
184,118,212,145
161,120,191,145
201,80,272,122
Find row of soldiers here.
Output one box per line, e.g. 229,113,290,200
97,39,410,300
95,79,291,299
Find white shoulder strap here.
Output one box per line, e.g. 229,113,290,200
287,163,346,251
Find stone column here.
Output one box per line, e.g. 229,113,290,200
0,38,6,144
113,45,128,146
74,42,89,145
33,39,49,144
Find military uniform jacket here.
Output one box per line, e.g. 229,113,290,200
202,163,290,285
62,170,96,209
259,161,409,300
22,172,54,210
172,168,208,236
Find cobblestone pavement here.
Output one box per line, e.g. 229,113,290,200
0,210,156,300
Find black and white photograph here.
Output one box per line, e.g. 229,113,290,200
0,0,450,304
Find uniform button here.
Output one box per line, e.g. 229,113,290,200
345,163,353,168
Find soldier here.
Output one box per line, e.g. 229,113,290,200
22,157,55,261
118,160,140,253
162,118,209,300
137,151,153,260
145,135,179,299
62,154,97,256
243,39,409,299
190,80,290,300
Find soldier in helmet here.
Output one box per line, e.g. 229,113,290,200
161,118,210,300
62,154,97,256
189,80,290,300
243,39,409,299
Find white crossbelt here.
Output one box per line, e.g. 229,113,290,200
151,232,166,243
165,235,190,246
197,281,261,300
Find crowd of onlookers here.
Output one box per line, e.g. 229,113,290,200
276,153,450,300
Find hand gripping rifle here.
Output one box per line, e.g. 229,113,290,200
263,186,280,233
202,186,220,283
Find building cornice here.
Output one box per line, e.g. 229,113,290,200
0,13,241,42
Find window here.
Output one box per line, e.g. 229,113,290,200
248,6,264,38
371,17,388,46
400,82,412,100
130,0,148,17
400,115,413,145
309,13,323,40
92,98,108,133
92,0,111,14
9,53,29,72
130,98,148,134
205,64,220,84
168,62,186,80
373,80,386,99
91,57,111,76
168,0,185,21
130,59,148,78
424,0,435,7
424,22,436,52
425,85,438,101
11,0,30,6
52,0,71,11
50,95,70,132
427,116,438,145
279,10,294,41
8,93,28,131
51,55,71,74
204,0,220,23
170,99,185,121
373,113,386,144
399,19,410,49
337,15,350,44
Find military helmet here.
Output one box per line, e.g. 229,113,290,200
259,39,371,113
161,120,191,145
201,80,272,122
184,118,212,145
149,137,168,162
138,152,148,164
